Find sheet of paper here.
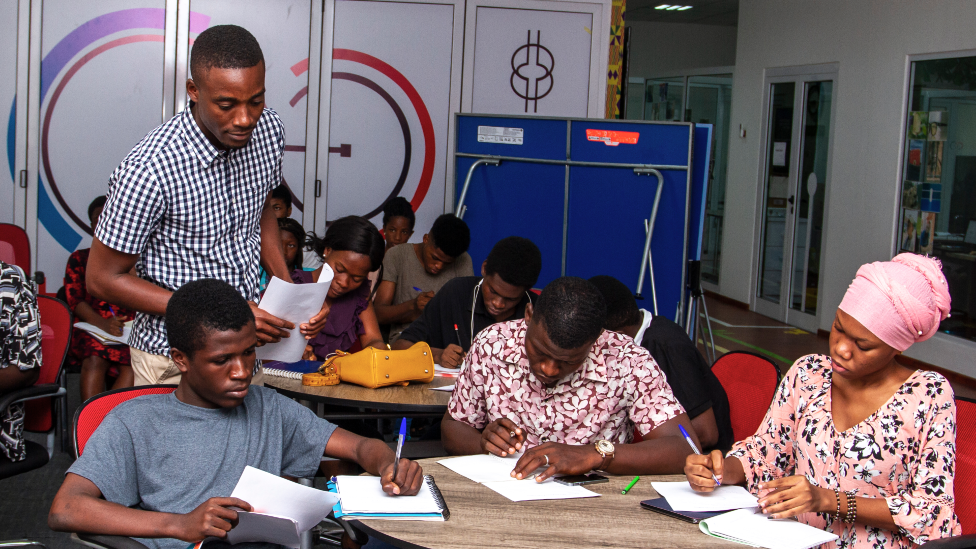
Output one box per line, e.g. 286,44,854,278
651,481,758,512
73,322,131,345
699,508,839,549
335,475,441,514
480,478,600,502
230,466,339,532
430,383,455,392
438,453,526,483
434,364,460,377
225,512,300,549
255,265,334,362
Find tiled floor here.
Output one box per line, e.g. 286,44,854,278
1,295,973,547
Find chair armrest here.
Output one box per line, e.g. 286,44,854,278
920,534,976,549
73,534,150,549
0,384,64,411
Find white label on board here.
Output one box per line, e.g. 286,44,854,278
477,125,524,145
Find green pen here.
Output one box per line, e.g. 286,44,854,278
621,476,640,494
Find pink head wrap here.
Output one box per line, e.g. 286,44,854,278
837,253,951,351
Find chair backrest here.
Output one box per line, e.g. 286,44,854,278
74,385,178,458
710,351,781,442
24,295,72,432
956,396,975,535
0,223,31,273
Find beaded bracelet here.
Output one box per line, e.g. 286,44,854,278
845,491,857,524
834,488,842,518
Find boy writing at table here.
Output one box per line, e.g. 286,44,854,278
49,279,423,548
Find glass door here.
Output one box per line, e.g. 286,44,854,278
755,73,835,331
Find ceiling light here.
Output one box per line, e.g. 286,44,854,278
677,5,693,9
666,5,682,10
655,4,670,9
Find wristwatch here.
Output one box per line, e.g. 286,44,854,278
594,440,615,471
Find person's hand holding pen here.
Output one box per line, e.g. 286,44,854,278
511,442,603,482
480,417,525,457
413,289,434,313
99,305,125,337
379,458,424,496
439,344,465,368
684,449,726,492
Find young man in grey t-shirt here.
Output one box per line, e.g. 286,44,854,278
49,279,423,549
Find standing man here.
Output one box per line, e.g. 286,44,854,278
87,25,326,386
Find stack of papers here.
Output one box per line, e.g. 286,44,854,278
223,466,339,549
699,508,839,549
434,365,460,377
651,481,758,512
74,322,131,345
331,475,449,521
430,383,455,392
438,454,600,502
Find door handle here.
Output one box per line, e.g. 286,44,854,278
787,195,795,205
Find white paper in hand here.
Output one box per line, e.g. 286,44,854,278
651,481,758,512
230,466,339,533
255,264,334,362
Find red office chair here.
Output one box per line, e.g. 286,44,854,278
23,295,72,453
710,351,781,442
0,223,31,273
917,395,976,548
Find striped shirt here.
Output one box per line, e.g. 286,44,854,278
96,105,284,356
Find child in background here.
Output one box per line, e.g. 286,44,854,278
370,197,416,298
269,181,293,219
257,217,305,293
64,196,136,402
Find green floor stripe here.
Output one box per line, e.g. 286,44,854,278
709,330,793,365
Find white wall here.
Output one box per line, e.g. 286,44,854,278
625,21,736,77
721,0,976,375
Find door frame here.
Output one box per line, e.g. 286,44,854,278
752,63,838,332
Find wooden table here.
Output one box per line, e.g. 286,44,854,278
264,376,454,418
349,458,741,549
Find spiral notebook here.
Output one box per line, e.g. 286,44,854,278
261,360,323,380
329,475,450,521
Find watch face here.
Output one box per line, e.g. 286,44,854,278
597,440,615,454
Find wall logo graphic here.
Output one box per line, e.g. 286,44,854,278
510,30,554,113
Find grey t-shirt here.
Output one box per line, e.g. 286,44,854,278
381,243,473,342
68,386,336,549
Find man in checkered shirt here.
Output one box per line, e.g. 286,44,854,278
87,25,327,386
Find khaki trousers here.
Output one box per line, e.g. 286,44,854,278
130,348,265,387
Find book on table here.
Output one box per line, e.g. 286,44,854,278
329,475,450,521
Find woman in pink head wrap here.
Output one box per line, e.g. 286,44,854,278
685,253,960,548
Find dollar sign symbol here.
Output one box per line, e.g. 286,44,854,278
510,30,554,113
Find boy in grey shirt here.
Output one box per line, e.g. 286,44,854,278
49,279,424,549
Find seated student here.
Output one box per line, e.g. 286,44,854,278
48,279,424,548
685,253,960,547
0,261,42,462
374,214,473,343
65,196,137,402
589,275,732,452
393,236,541,368
268,181,293,219
295,216,386,359
369,197,416,299
257,217,305,293
442,276,697,480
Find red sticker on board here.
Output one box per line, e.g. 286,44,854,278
586,129,640,146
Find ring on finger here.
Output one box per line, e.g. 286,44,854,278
510,431,516,438
544,455,549,466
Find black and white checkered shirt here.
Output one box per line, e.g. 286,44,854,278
96,105,283,356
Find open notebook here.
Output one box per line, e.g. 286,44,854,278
329,475,450,521
698,508,839,549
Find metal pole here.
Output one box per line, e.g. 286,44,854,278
455,158,500,219
635,170,664,300
456,152,689,172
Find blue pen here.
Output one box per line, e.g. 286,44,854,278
678,424,721,486
392,418,407,484
412,286,423,292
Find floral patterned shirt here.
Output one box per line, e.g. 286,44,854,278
448,319,685,446
729,354,960,548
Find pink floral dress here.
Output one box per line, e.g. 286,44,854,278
729,354,960,548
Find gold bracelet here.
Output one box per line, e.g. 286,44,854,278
845,491,856,524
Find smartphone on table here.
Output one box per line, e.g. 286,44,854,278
554,473,609,486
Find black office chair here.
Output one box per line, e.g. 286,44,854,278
0,391,54,549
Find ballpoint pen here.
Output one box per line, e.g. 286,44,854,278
678,424,721,486
454,324,463,347
392,418,407,482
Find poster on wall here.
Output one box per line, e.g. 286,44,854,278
902,180,919,209
190,0,312,224
918,212,935,255
907,139,924,181
920,182,942,212
908,111,928,140
925,141,943,182
900,209,918,253
928,110,947,141
34,0,166,286
470,7,592,117
325,0,456,235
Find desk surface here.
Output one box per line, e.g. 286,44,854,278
351,458,740,549
264,375,454,412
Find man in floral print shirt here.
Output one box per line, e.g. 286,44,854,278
442,277,699,481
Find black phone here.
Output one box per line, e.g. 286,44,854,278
554,473,609,486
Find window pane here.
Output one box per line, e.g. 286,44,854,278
758,82,796,304
644,77,684,121
901,56,976,341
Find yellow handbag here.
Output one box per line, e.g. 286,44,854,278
302,342,435,389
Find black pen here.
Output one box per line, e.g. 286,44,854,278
454,323,463,347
